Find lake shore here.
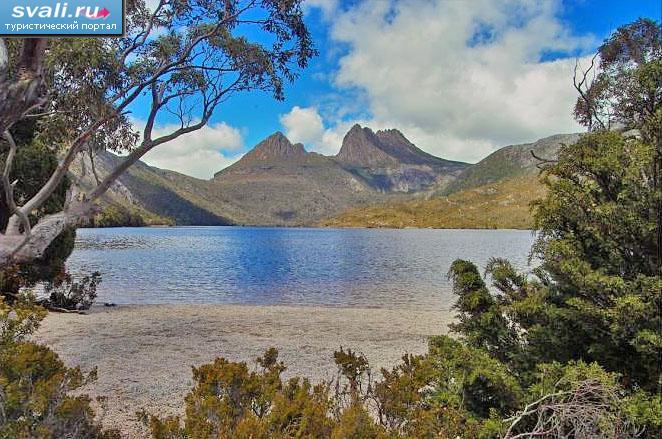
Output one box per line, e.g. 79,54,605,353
35,304,454,438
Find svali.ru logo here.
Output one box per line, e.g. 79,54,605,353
1,0,123,36
12,3,111,19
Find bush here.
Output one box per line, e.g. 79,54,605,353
43,271,102,311
145,343,657,439
0,295,118,438
143,344,525,439
141,348,338,439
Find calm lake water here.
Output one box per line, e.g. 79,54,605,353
68,227,536,310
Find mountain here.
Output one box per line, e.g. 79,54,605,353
71,151,234,226
321,175,545,229
442,133,580,194
207,133,382,226
208,132,382,225
336,125,467,192
338,125,458,168
228,131,308,165
69,128,581,228
323,133,583,229
207,127,472,224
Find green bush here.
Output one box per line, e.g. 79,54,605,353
43,271,102,311
0,296,118,438
141,348,338,439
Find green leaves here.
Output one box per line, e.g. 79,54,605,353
428,336,523,419
0,298,118,438
444,23,661,432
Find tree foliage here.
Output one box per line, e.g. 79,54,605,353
0,119,101,311
443,16,662,437
0,119,75,296
0,0,316,265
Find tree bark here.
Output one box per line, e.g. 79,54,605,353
0,203,91,265
0,38,48,134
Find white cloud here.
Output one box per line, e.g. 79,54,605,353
136,121,245,179
303,0,339,19
280,106,366,155
279,106,325,145
310,0,596,162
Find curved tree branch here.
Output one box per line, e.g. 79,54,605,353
2,131,31,258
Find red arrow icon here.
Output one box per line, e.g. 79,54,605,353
93,7,110,19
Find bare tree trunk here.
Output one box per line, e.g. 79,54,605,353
0,202,91,265
0,38,50,266
0,39,8,75
0,38,48,134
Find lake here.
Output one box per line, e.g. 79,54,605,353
67,227,536,311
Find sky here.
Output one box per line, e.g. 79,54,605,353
135,0,661,179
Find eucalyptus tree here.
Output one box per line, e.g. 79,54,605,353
0,0,315,266
572,18,661,266
450,17,661,394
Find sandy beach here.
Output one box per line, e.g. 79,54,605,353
35,304,454,438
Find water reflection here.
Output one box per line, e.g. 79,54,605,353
67,227,536,311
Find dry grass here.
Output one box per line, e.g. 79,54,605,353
322,176,545,229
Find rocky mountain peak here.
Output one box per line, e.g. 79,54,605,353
374,128,415,152
375,128,407,141
242,132,307,162
214,131,310,179
336,124,465,171
346,123,372,137
336,124,397,167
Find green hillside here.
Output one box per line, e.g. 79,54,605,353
71,151,235,226
442,133,579,194
322,175,546,229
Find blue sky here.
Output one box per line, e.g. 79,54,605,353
136,0,661,178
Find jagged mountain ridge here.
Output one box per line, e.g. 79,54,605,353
208,134,377,225
72,127,581,227
337,125,460,168
335,125,467,192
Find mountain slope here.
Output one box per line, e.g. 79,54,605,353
71,151,235,226
322,175,546,229
323,133,583,229
443,133,580,194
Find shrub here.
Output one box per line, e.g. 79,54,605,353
141,348,337,439
43,271,102,311
143,345,521,439
0,295,118,438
